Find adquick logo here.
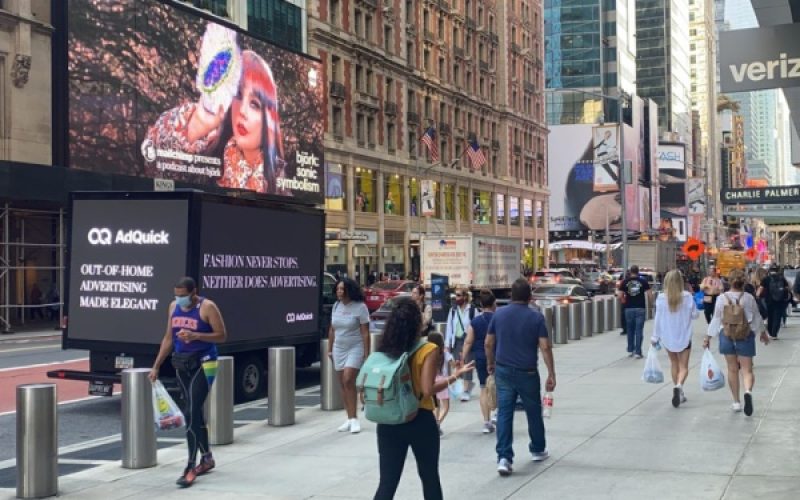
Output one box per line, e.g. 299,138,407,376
87,228,170,246
728,53,800,83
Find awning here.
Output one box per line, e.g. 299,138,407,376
548,240,622,252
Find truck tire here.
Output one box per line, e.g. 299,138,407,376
234,353,266,403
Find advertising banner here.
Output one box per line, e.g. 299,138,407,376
473,237,522,288
421,179,436,216
325,163,344,199
658,143,687,219
68,0,324,203
719,24,800,93
648,100,660,228
687,178,706,215
592,125,620,192
421,237,472,287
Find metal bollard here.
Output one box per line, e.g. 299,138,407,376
568,302,582,340
592,297,605,334
16,384,57,499
612,296,622,329
581,301,593,337
542,306,555,344
122,368,157,469
206,356,234,446
604,297,614,332
553,304,569,344
370,331,384,354
268,347,295,427
320,339,343,411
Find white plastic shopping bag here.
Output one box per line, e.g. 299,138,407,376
699,348,725,391
448,378,464,400
641,347,664,384
152,380,186,431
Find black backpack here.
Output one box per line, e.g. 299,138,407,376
768,277,788,303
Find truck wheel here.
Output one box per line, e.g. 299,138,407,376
234,353,266,403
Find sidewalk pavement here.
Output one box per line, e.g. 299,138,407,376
3,314,800,500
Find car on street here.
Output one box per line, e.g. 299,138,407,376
582,271,613,296
365,280,418,312
369,293,412,331
529,268,576,285
530,284,591,309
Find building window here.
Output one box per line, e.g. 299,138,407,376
408,131,417,157
247,0,302,52
443,184,455,220
365,13,373,42
407,42,415,66
354,167,377,212
332,106,343,139
366,68,374,94
424,48,431,72
384,26,393,53
523,199,533,227
367,116,375,148
385,77,394,101
331,55,341,82
406,0,414,23
325,163,346,211
356,64,364,92
355,9,363,37
496,193,506,225
473,191,492,224
431,181,442,218
329,0,340,26
387,123,396,151
384,174,404,215
458,187,469,222
535,200,543,228
410,178,419,216
438,16,445,37
510,196,519,226
356,113,366,146
439,57,446,79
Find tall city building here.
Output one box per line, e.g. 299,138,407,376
309,0,550,278
544,0,637,125
636,0,693,147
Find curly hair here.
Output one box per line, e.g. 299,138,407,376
379,297,422,358
337,278,365,302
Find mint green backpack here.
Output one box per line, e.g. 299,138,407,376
357,340,428,425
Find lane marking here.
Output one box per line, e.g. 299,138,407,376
0,357,89,373
0,344,65,354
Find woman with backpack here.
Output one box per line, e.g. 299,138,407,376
327,278,370,434
704,270,770,416
651,270,698,408
460,289,498,432
426,332,453,436
373,297,474,500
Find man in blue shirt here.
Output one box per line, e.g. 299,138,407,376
486,278,556,477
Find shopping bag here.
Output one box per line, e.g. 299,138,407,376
449,377,464,400
694,291,705,310
152,380,185,431
641,347,664,384
485,374,497,410
699,348,725,391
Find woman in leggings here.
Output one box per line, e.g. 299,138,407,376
373,297,473,500
150,277,227,488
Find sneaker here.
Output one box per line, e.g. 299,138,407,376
627,352,635,358
337,420,351,432
194,455,215,476
460,392,471,402
744,392,753,416
176,466,197,488
497,458,513,477
672,387,681,408
680,390,687,404
482,422,495,434
635,354,643,359
350,418,361,434
531,450,550,462
731,402,743,413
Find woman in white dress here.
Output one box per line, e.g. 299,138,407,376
651,270,699,408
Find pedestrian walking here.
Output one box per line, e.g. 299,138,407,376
705,270,770,416
700,266,723,324
651,270,698,408
426,331,452,436
460,289,497,434
757,265,790,339
327,278,370,434
486,278,556,477
149,277,227,488
411,284,433,334
445,287,478,401
746,268,768,321
619,265,651,358
373,297,473,500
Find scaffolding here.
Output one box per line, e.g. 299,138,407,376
0,205,65,333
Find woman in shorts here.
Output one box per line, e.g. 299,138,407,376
704,269,770,416
461,289,497,433
326,278,370,433
651,270,698,408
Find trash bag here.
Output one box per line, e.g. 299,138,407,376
448,377,464,400
694,291,705,310
152,380,185,431
699,348,725,391
642,347,665,384
485,374,497,410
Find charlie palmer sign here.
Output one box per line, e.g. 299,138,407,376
721,186,800,205
719,24,800,93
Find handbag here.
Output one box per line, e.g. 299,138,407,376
171,351,202,372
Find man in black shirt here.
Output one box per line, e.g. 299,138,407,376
618,265,651,358
758,266,789,339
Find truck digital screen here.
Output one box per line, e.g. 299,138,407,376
198,202,323,341
67,199,189,344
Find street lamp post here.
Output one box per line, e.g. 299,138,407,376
546,88,630,269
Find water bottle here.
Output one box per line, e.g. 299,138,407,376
542,392,554,418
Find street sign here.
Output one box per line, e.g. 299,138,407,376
700,221,715,233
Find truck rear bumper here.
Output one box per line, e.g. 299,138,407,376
46,369,121,384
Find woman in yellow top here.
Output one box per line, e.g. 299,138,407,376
373,297,474,500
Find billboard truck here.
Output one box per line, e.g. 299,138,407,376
49,191,326,402
627,240,678,276
421,235,522,302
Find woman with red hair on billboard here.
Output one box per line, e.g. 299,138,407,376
142,24,288,195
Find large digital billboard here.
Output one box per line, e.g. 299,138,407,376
67,0,324,204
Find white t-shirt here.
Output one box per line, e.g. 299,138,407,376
331,301,369,343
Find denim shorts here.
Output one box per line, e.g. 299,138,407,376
719,331,756,357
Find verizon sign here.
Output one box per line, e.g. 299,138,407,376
720,24,800,93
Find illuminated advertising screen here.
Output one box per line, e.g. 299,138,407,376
68,0,324,204
67,198,190,345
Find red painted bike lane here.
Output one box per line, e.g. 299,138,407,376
0,359,98,413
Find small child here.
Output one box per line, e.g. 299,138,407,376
427,332,453,436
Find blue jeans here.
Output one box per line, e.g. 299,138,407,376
625,308,646,355
495,364,546,463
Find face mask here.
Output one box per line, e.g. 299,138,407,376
175,295,192,308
